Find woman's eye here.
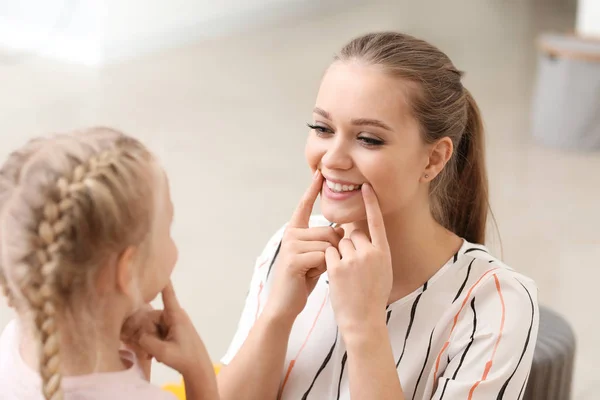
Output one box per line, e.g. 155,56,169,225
307,123,383,146
307,123,333,135
359,136,384,146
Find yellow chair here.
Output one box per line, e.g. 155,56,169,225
163,364,222,400
162,380,186,400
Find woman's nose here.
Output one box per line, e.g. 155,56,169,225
321,137,353,171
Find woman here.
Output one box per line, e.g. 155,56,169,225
139,31,539,400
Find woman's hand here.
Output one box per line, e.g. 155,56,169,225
325,184,393,342
263,170,343,324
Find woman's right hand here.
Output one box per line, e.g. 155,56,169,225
263,170,343,323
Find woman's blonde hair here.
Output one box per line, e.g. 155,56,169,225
0,127,161,400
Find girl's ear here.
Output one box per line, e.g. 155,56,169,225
115,246,137,297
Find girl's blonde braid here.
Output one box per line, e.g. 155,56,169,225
22,149,120,400
0,138,48,307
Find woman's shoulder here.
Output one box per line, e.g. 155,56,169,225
461,240,535,280
453,240,538,312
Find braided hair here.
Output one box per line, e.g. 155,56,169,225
0,128,160,400
0,137,48,307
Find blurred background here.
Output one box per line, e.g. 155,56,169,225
1,0,599,398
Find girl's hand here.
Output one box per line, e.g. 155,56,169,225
121,304,161,380
121,304,163,350
325,184,393,342
134,282,220,400
263,171,343,324
131,282,214,378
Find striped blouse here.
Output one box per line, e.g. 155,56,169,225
222,216,539,399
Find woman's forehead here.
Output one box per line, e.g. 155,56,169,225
316,62,414,126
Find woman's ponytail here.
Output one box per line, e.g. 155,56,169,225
446,89,489,244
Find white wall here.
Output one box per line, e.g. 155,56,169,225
101,0,339,63
0,0,103,65
577,0,600,37
0,0,336,66
104,0,294,41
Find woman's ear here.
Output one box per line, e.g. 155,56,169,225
422,137,454,182
116,246,138,297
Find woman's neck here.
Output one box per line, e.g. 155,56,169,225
344,203,463,303
19,301,130,377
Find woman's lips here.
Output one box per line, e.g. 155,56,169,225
322,180,362,201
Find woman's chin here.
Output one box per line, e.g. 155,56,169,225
321,203,366,225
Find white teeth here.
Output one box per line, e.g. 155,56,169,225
326,180,362,193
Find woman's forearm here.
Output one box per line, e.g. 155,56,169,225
217,311,294,400
345,322,405,400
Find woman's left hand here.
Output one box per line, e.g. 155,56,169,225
326,184,393,342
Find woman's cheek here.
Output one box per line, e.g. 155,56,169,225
367,168,402,213
305,135,329,169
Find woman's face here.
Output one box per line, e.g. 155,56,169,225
305,61,431,224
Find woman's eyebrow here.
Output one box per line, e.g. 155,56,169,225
351,118,392,131
313,107,331,119
313,107,392,131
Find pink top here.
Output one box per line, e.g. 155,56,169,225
0,319,176,400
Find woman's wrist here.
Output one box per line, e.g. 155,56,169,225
258,308,297,335
340,315,389,351
261,303,299,329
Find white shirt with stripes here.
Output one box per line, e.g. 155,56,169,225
222,216,539,400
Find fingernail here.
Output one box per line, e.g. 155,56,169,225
313,170,320,179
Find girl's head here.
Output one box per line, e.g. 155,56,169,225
0,128,177,399
306,31,489,244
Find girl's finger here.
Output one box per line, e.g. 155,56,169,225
161,281,181,312
123,341,152,361
139,333,171,363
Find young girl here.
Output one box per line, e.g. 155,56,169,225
135,32,539,399
0,128,218,400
